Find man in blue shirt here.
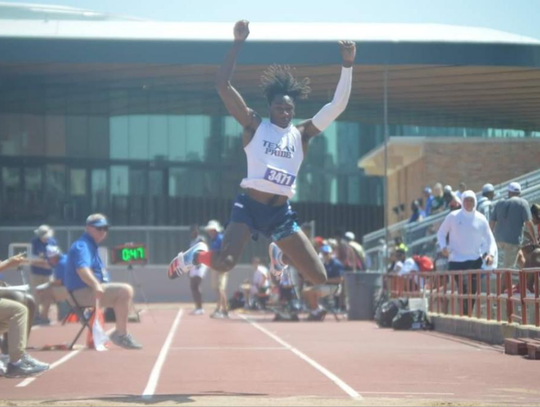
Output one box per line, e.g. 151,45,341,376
303,245,344,321
66,214,142,350
30,224,57,325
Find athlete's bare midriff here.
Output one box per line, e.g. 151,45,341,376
245,188,288,206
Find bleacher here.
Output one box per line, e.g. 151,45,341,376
363,168,540,272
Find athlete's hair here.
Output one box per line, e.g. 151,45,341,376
260,65,311,104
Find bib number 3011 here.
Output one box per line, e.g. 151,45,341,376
264,166,296,187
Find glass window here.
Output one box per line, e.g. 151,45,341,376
168,115,210,162
1,167,21,203
110,116,129,159
24,167,43,207
149,115,168,161
65,116,88,157
70,169,87,196
91,169,108,213
149,170,164,196
44,115,66,157
87,116,109,159
129,115,149,160
110,166,129,196
169,167,219,198
0,114,22,156
21,115,45,157
129,168,147,196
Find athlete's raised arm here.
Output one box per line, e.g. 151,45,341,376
215,20,261,134
298,41,356,141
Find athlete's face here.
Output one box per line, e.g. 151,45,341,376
269,95,295,128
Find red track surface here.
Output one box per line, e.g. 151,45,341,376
1,305,540,406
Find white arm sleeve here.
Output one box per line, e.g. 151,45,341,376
311,66,353,132
437,215,451,250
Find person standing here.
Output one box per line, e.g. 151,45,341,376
437,191,496,315
188,225,207,316
490,182,537,269
476,183,495,222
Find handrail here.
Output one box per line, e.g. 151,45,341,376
384,267,540,327
364,167,540,249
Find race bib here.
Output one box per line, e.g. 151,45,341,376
263,166,296,187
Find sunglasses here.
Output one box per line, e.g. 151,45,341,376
94,226,109,232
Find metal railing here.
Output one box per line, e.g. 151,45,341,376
385,268,540,327
364,167,540,250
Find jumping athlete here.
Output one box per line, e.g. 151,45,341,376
168,20,356,288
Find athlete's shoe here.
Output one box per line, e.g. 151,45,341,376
190,308,205,316
168,242,208,279
269,242,287,277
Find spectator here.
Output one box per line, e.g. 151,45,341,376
476,183,495,222
388,248,406,274
334,230,357,272
430,183,445,214
456,181,467,201
34,245,69,321
423,187,434,217
204,220,227,319
0,253,49,378
303,245,344,321
408,200,425,223
517,204,540,291
344,231,366,271
491,182,538,269
30,225,57,325
65,213,142,349
437,191,496,315
188,225,207,316
443,185,462,211
249,257,270,309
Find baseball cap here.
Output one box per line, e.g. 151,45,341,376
320,244,332,254
423,187,432,194
443,185,453,193
34,224,53,239
508,182,521,193
86,214,109,228
46,245,61,259
204,220,223,232
344,231,355,241
482,183,494,194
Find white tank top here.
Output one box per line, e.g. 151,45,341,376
240,120,304,198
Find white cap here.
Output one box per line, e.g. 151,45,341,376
482,183,494,194
443,185,453,193
34,224,53,239
344,231,355,241
46,245,61,259
508,182,521,193
204,220,223,232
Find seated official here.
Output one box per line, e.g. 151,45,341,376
65,214,142,350
303,245,344,321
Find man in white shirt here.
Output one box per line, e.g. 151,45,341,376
437,190,496,316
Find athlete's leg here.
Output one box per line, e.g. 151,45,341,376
276,230,327,285
203,222,251,272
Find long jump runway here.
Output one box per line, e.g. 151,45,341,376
1,304,540,406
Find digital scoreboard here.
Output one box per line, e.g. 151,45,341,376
111,243,148,265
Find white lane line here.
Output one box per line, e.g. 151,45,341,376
239,315,362,401
142,308,183,400
170,346,286,351
359,391,455,396
16,326,116,388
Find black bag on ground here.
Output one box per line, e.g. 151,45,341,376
391,309,426,330
375,298,408,328
228,291,245,310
